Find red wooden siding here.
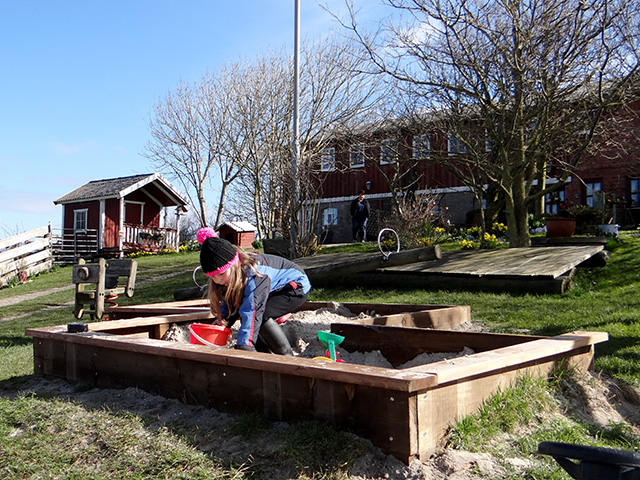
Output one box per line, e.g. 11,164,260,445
316,131,465,200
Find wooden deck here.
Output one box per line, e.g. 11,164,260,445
298,245,606,294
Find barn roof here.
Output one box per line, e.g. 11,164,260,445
53,173,189,207
219,221,256,232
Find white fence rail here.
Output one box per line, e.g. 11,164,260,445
0,225,53,287
122,224,179,251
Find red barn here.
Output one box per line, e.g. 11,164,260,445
53,174,189,260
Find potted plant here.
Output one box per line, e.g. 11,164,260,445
545,204,577,237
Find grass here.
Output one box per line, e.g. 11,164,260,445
0,393,247,480
2,235,640,478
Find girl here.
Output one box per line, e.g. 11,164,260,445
197,227,311,355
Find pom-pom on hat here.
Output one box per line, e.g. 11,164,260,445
197,227,239,277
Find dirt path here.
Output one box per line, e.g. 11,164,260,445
0,285,75,308
0,267,193,322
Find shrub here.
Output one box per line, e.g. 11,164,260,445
371,193,451,249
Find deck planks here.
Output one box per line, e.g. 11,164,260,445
299,245,605,294
384,245,604,279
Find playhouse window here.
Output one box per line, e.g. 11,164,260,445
74,209,88,232
125,201,144,224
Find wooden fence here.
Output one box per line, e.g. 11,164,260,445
0,225,53,288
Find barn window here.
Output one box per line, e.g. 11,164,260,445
412,134,430,160
323,208,338,226
74,209,88,232
448,133,467,156
630,178,640,208
321,148,335,172
584,180,602,207
380,139,398,165
349,143,365,169
545,189,565,215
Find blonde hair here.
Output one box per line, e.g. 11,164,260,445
206,247,261,322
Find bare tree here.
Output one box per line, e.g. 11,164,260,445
144,80,219,227
224,52,293,241
222,38,387,255
343,0,640,246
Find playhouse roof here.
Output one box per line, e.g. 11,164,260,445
54,173,189,207
218,221,256,232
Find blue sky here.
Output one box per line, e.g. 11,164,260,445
0,0,388,236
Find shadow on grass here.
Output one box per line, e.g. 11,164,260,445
0,335,32,348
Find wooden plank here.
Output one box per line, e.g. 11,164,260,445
0,237,49,264
332,324,543,367
0,225,49,250
415,346,596,459
412,331,608,385
352,270,573,294
297,246,442,282
108,307,210,320
0,248,51,276
26,329,438,392
108,301,470,329
347,387,417,463
384,246,603,279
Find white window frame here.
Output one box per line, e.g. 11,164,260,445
380,138,398,165
74,209,88,232
630,178,640,208
585,180,602,208
320,147,336,172
323,207,338,226
448,133,468,156
485,129,493,152
412,134,430,160
349,143,365,169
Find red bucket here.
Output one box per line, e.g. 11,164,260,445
189,323,232,347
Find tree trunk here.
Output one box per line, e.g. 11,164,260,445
197,192,208,228
506,175,532,248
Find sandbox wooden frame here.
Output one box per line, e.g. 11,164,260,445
26,301,607,463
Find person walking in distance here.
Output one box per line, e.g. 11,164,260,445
350,190,370,242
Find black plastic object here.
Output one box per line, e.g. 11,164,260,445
173,285,206,301
67,322,88,333
538,442,640,480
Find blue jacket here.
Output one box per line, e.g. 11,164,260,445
221,254,311,347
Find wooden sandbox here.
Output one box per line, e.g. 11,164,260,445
26,301,607,463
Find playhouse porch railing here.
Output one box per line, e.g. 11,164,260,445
122,224,179,252
51,227,99,264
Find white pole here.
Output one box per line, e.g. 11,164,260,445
291,0,301,256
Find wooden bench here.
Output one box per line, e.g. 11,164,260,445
72,257,137,320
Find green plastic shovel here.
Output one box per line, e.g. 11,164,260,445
317,330,345,362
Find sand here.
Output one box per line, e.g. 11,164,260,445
161,301,474,368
